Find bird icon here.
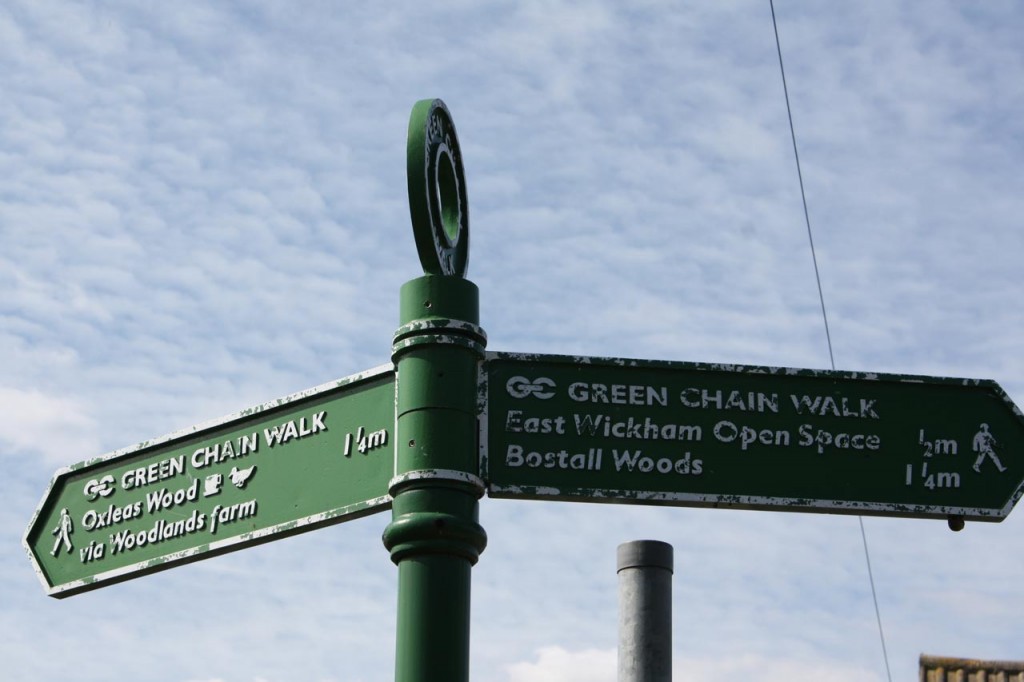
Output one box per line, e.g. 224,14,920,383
229,465,257,489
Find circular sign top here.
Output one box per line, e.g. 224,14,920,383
406,99,469,277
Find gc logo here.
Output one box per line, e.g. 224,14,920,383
506,376,556,400
83,475,116,502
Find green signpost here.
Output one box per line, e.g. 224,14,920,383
23,98,1024,682
24,366,395,597
483,352,1024,521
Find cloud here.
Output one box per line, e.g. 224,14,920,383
501,646,882,682
676,652,881,682
504,646,615,682
0,386,100,466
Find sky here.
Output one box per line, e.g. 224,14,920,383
2,1,1023,681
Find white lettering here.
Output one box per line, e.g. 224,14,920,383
264,411,327,448
797,423,881,454
209,499,258,535
82,501,143,531
790,394,880,419
680,389,779,413
568,383,668,406
191,433,260,469
712,420,790,450
144,479,200,514
121,454,186,490
611,449,703,476
572,413,701,441
504,444,602,471
505,410,567,435
108,510,207,554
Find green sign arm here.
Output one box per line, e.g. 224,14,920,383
482,351,1024,522
24,364,397,598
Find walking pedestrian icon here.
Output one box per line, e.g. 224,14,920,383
51,508,73,557
973,423,1007,473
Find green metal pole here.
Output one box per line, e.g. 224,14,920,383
384,274,487,682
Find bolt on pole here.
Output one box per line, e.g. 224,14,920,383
618,540,674,682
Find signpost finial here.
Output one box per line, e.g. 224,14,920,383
406,98,469,277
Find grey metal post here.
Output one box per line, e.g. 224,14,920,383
617,540,674,682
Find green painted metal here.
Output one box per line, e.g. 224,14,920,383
483,352,1024,521
384,275,487,682
24,366,396,598
406,99,469,277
